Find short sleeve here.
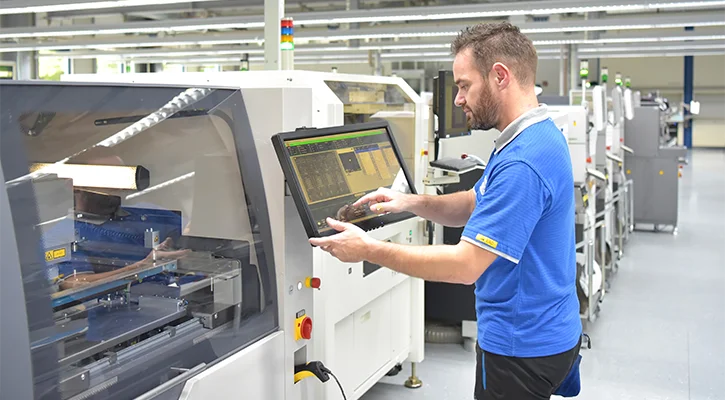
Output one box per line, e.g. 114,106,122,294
461,161,548,264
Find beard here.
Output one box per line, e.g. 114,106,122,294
467,83,500,131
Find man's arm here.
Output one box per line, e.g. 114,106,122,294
409,189,476,227
310,218,496,285
354,188,476,228
367,239,496,285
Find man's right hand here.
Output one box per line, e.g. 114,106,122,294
353,187,415,215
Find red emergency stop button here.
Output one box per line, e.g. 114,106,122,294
305,277,321,289
295,315,313,340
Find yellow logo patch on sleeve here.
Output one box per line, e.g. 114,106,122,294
475,234,499,249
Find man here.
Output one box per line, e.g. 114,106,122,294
309,22,582,399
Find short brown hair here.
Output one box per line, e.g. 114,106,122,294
451,22,538,87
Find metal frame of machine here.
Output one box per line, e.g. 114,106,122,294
63,70,429,400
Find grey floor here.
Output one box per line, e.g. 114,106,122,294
361,149,725,400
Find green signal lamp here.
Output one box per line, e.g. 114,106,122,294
601,67,609,83
579,60,589,80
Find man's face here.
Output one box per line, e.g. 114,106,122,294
453,48,501,131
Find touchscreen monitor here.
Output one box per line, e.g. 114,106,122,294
272,121,417,238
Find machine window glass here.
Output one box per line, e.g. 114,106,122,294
324,80,415,124
0,83,277,400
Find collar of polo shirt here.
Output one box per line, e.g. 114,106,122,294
493,104,549,154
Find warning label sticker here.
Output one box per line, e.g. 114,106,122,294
45,248,67,262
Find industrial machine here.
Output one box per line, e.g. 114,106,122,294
571,73,619,293
624,94,687,233
608,80,636,257
63,70,429,399
548,105,603,322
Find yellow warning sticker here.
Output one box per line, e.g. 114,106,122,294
476,234,499,249
573,121,577,127
659,170,664,175
626,169,631,175
45,248,67,262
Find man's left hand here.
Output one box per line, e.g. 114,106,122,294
309,218,374,263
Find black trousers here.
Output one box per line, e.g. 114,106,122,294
474,338,581,400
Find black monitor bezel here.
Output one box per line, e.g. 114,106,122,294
433,70,470,139
272,120,418,239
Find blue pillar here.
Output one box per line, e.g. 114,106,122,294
684,26,694,149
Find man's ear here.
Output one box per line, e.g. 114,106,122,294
491,62,511,89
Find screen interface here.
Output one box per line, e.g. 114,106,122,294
284,128,411,233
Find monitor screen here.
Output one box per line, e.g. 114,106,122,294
273,121,416,238
434,70,469,138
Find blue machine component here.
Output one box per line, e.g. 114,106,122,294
47,206,190,307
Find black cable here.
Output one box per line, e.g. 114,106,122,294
326,370,347,400
329,372,347,400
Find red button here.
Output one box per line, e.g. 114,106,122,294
305,277,321,289
607,146,611,150
300,317,313,340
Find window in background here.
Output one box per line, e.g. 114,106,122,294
97,57,123,74
164,64,185,73
39,57,67,81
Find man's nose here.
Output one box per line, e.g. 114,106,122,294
454,93,465,107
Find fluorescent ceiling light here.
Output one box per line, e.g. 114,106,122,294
0,19,264,39
290,2,725,25
30,163,150,190
3,1,724,39
0,0,218,15
533,34,725,45
580,43,725,52
580,50,725,58
112,46,561,62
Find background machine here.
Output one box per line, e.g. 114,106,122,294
548,104,603,323
624,94,687,233
421,70,497,350
63,70,430,400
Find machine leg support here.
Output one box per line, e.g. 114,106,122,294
386,363,402,377
404,362,423,389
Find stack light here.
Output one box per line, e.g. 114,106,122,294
615,72,623,86
281,17,294,70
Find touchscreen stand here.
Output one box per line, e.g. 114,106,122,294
272,121,417,238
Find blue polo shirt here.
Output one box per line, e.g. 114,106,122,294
461,105,582,358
